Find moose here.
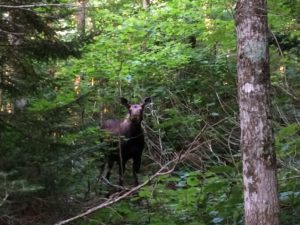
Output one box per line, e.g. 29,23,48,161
101,97,151,186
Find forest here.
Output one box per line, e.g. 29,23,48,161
0,0,299,225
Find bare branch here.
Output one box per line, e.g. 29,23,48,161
54,154,182,225
0,4,76,9
0,28,25,35
269,28,283,57
0,193,8,208
54,121,208,225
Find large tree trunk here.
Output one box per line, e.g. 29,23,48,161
76,0,86,36
235,1,280,225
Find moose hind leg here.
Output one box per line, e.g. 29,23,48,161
106,159,114,181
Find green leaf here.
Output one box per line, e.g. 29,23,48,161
187,176,200,187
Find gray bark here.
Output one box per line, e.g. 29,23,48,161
235,0,280,225
76,0,86,36
142,0,150,9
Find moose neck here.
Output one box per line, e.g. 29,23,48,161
123,117,143,137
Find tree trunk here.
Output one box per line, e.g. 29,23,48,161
142,0,150,9
235,1,280,225
76,0,86,36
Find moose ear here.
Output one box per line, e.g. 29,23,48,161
120,97,130,108
142,97,151,106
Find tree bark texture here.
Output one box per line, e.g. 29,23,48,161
142,0,150,9
235,0,280,225
76,0,86,36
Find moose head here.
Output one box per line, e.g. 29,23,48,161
120,97,151,123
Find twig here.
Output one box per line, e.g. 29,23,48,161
0,28,25,35
54,154,182,225
100,176,129,191
269,28,283,57
279,175,300,181
0,193,9,208
55,120,209,225
273,84,298,100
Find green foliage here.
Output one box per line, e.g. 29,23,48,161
276,123,300,157
77,167,242,225
0,0,299,224
275,123,300,225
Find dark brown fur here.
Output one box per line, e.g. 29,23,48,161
101,97,151,186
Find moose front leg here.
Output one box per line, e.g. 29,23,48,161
132,156,141,186
118,159,127,186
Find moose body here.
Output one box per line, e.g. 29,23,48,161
101,97,151,186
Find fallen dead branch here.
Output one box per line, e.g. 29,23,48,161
54,153,182,225
55,126,208,225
